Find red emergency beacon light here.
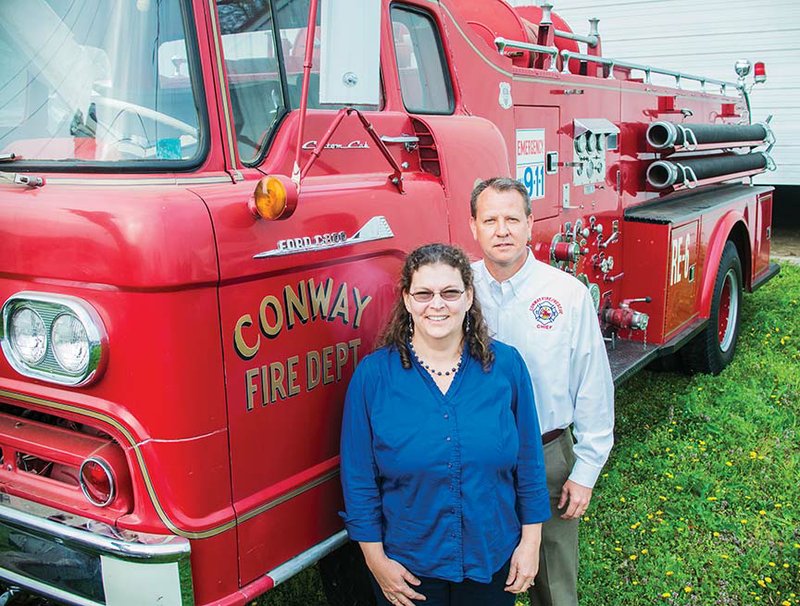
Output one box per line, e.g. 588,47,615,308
754,61,767,84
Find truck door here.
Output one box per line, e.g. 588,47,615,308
197,0,451,588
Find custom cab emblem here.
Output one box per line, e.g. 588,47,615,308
253,216,395,258
301,140,370,150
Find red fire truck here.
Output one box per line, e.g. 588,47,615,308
0,0,778,604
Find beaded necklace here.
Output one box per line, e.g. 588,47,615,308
409,341,462,377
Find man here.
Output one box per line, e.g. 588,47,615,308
469,177,614,606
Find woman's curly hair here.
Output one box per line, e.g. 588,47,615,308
377,243,495,371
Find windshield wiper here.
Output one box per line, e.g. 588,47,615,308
0,153,18,163
0,171,45,188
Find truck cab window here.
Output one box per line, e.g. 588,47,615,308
0,0,203,166
218,0,286,164
391,6,453,114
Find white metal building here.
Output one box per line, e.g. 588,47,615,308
507,0,800,186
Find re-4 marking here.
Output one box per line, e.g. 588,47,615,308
670,234,691,286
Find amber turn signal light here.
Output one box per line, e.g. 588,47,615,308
249,175,298,220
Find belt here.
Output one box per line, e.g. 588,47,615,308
542,428,565,445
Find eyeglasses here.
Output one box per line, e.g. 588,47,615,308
408,289,465,303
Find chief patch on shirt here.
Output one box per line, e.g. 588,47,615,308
529,297,563,329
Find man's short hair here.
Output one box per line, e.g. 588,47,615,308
470,177,532,218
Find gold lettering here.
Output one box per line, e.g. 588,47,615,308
309,278,333,320
335,342,349,381
352,288,372,329
245,368,259,411
270,362,287,402
259,295,284,338
328,282,350,324
307,350,321,390
260,365,269,406
234,314,261,359
287,355,301,396
349,338,361,366
322,346,335,385
284,281,310,329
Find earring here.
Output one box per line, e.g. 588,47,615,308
464,313,471,334
408,312,414,336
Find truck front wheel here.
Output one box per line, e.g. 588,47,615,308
682,241,743,374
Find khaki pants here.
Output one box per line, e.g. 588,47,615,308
529,429,579,606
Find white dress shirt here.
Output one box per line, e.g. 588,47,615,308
472,251,614,488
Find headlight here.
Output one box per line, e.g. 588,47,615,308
52,313,90,373
1,292,107,386
9,307,47,364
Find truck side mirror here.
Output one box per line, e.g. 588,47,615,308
319,0,381,106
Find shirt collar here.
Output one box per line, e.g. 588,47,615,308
482,249,536,298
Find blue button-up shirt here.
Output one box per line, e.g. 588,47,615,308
340,341,550,583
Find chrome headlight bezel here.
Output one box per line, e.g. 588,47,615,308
1,292,108,386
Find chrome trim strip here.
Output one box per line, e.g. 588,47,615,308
0,569,103,606
207,0,239,169
268,529,348,586
43,175,232,186
253,216,395,259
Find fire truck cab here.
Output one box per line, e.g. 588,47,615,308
0,0,777,604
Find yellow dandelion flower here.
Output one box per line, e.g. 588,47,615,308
659,495,667,501
721,554,730,559
760,510,767,515
769,562,775,567
740,519,748,524
726,461,733,466
641,549,648,555
758,580,767,588
614,547,622,552
784,563,790,568
666,571,674,576
707,496,718,501
661,592,671,598
766,577,772,583
713,531,720,537
632,581,639,586
781,601,791,606
749,451,758,459
648,513,654,520
620,497,626,503
776,504,783,509
675,486,683,491
630,555,637,560
684,586,693,593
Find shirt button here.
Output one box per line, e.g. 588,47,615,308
446,436,451,441
447,463,453,468
443,413,449,419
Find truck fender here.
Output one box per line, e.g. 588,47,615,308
698,210,748,319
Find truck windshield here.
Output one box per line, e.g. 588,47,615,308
0,0,203,166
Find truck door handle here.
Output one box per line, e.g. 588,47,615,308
380,135,419,152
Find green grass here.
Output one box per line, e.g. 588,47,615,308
260,263,800,606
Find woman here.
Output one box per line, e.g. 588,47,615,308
340,244,550,606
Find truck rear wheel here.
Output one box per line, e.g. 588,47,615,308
682,241,742,375
318,541,376,606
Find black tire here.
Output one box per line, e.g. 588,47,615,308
682,241,743,375
318,541,376,606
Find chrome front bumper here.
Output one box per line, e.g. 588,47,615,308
0,494,193,605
